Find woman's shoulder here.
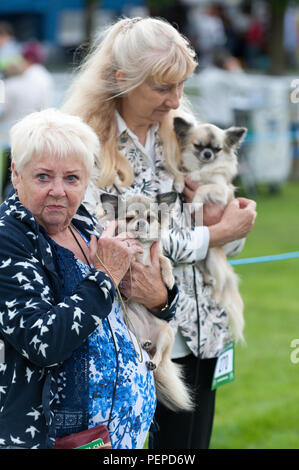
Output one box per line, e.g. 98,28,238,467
0,193,39,252
73,199,101,238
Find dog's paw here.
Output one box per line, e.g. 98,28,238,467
202,272,215,286
193,184,228,207
173,178,185,194
146,360,157,371
143,340,152,351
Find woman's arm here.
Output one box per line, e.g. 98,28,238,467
0,231,120,368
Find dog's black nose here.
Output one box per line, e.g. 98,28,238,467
136,220,146,231
202,149,213,160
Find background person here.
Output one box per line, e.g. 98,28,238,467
0,22,21,76
61,16,257,449
0,41,54,125
0,41,54,200
0,108,178,449
195,46,252,130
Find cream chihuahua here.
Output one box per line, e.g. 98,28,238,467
171,116,247,342
99,192,194,412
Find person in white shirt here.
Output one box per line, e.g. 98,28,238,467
0,22,21,75
195,47,253,129
0,41,54,141
61,16,257,449
0,41,54,198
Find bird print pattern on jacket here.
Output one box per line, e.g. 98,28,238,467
0,192,117,449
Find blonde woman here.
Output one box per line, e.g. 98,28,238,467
62,16,257,449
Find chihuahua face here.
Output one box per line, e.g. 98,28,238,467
120,194,160,242
173,117,247,175
100,192,177,242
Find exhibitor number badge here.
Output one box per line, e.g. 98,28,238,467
212,341,235,390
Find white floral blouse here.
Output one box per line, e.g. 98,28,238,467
85,119,244,359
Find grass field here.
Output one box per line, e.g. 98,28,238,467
210,182,299,449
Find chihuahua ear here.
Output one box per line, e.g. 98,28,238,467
100,193,119,218
173,117,193,143
156,191,178,206
224,127,247,149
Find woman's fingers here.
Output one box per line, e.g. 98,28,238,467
89,234,97,251
93,235,143,286
203,202,225,226
127,241,144,255
236,197,257,211
89,235,98,263
182,185,195,203
184,176,199,191
183,177,200,203
150,241,160,268
100,220,117,238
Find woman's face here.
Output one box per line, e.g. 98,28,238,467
12,152,89,234
119,76,185,126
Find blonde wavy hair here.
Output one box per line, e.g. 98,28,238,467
62,16,198,187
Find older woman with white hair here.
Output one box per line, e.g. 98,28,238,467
62,16,257,449
0,108,178,449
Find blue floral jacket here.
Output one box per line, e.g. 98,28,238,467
0,192,177,449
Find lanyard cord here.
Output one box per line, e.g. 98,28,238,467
68,224,91,266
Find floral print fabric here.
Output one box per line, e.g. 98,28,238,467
89,301,156,449
85,128,237,359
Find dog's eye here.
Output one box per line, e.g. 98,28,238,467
126,216,134,222
214,147,222,153
193,143,204,151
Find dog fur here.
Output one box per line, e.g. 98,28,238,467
171,116,247,342
99,192,194,412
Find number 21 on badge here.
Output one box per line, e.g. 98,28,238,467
212,341,235,390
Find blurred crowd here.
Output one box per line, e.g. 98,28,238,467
0,22,53,121
152,0,299,72
189,1,267,70
1,0,299,197
149,0,299,187
0,21,54,198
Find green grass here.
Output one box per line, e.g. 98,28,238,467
210,182,299,449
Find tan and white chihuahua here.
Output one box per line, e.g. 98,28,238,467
171,116,247,342
99,192,194,412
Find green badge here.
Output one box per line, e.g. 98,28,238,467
212,341,235,390
76,438,105,449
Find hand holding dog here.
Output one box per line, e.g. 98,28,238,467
209,198,257,247
90,222,143,286
119,241,168,312
183,177,223,226
203,202,225,226
182,176,199,203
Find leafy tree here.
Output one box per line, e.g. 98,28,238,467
267,0,289,74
